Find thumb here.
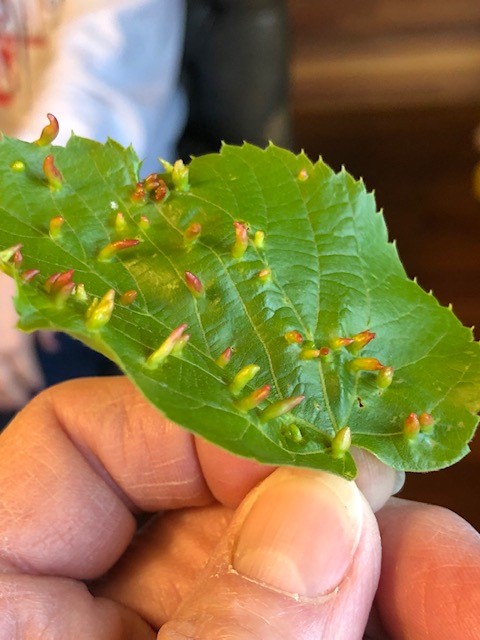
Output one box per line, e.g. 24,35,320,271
158,467,381,639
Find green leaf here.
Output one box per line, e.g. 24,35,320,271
1,133,479,479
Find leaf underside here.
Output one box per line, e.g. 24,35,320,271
1,134,479,479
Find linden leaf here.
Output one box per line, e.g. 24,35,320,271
1,134,479,479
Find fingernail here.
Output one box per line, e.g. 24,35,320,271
232,468,363,597
392,471,405,495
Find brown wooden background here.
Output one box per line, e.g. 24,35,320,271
287,0,480,529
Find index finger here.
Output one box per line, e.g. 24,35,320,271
0,377,271,581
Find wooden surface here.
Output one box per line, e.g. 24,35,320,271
289,0,480,110
288,1,480,529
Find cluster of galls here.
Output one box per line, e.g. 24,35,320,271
131,157,190,204
403,411,435,439
285,328,394,390
0,241,137,331
283,326,436,443
3,115,437,454
182,220,267,298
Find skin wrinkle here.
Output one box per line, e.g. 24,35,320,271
416,517,476,639
50,379,211,512
0,574,156,640
0,445,79,575
416,558,429,640
0,544,37,577
422,564,479,640
0,416,135,582
26,392,138,521
376,498,480,640
233,597,294,639
92,506,233,631
49,386,144,513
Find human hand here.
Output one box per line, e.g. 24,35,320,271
0,377,478,639
0,274,45,411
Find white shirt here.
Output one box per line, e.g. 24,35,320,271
2,0,187,171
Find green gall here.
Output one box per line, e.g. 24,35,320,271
171,333,190,356
235,384,271,412
172,159,189,192
119,289,138,305
85,289,115,330
139,215,151,230
0,243,22,264
97,238,140,262
300,348,321,360
215,347,233,369
347,330,376,354
185,271,204,298
184,222,202,247
74,283,88,302
145,323,188,369
331,426,352,458
114,212,127,233
259,395,305,423
49,215,65,239
348,357,384,373
21,269,40,282
229,364,260,396
159,158,174,173
284,330,303,345
34,113,59,146
10,160,25,172
253,230,265,248
280,423,303,443
232,221,248,259
419,412,435,434
131,182,146,204
42,154,63,190
403,413,421,439
377,365,394,389
330,336,355,350
258,268,271,282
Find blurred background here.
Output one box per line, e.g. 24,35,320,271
287,0,480,529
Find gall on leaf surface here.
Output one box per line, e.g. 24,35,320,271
0,134,479,480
